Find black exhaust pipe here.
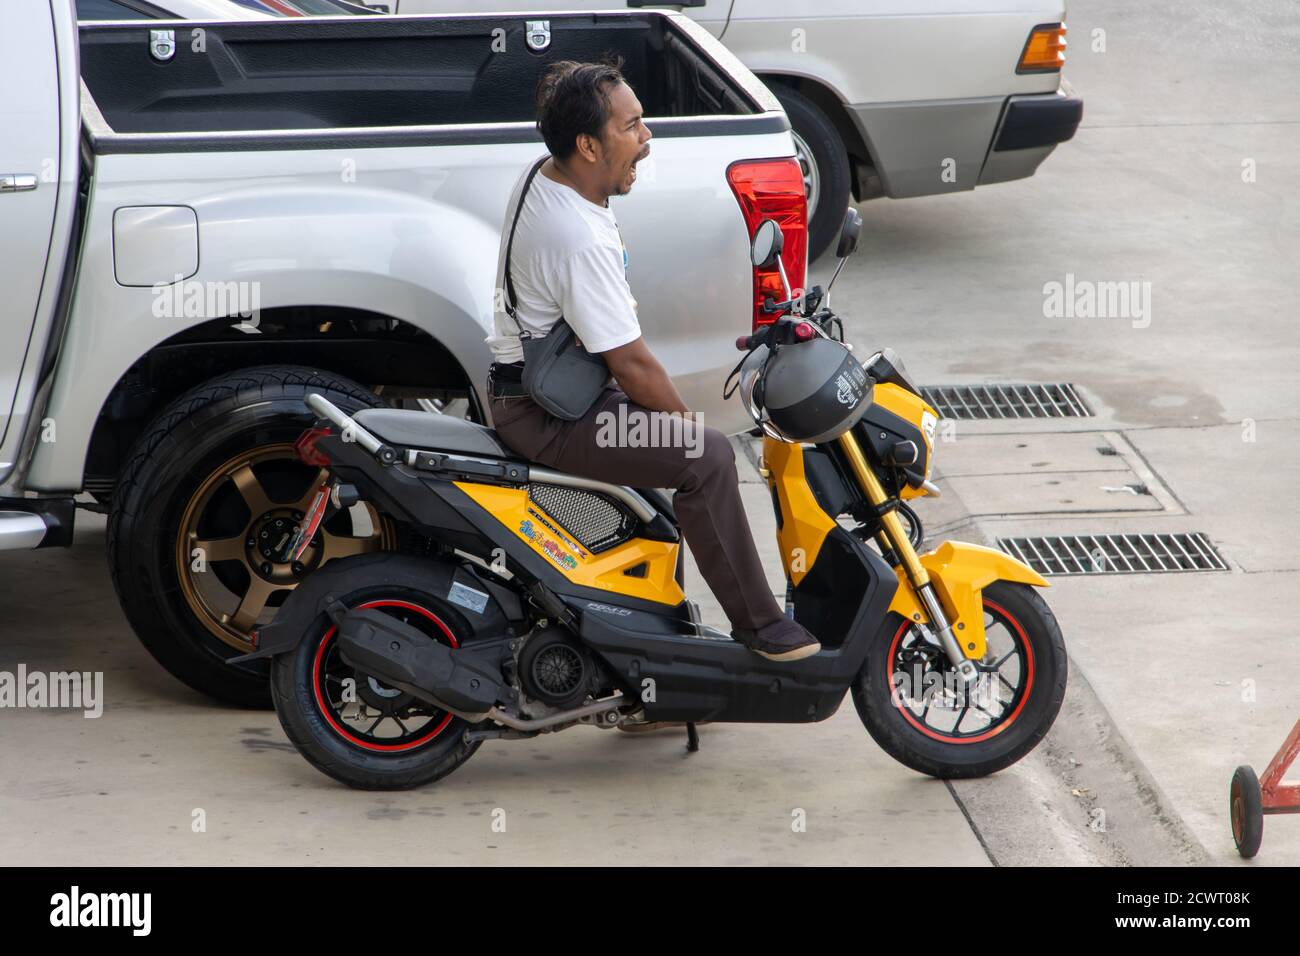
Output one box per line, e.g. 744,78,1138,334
336,609,506,716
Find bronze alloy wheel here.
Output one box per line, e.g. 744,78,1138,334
175,443,394,652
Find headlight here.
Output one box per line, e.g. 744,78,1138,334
921,410,938,479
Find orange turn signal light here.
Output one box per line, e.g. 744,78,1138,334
1018,23,1066,73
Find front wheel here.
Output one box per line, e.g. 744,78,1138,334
853,580,1067,778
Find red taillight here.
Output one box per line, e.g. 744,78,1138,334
726,158,808,329
295,426,332,467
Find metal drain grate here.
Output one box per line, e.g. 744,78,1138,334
920,383,1092,420
997,533,1228,575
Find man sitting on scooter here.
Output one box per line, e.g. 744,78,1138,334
485,58,821,663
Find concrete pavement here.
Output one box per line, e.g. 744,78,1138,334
0,510,990,866
807,0,1300,864
2,0,1294,866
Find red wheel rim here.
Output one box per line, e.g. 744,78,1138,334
887,598,1035,744
311,599,459,753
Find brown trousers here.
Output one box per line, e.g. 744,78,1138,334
488,386,785,631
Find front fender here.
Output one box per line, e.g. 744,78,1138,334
886,541,1048,659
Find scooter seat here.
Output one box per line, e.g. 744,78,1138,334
352,409,680,530
352,408,508,459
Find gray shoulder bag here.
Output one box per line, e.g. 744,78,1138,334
502,158,611,421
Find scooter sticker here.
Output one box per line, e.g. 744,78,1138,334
447,580,489,614
518,519,579,570
834,362,868,406
585,602,632,617
525,506,588,559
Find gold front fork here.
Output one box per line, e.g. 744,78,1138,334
836,430,980,684
835,430,928,587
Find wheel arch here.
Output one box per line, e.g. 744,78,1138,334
23,180,502,495
758,73,881,201
78,307,481,507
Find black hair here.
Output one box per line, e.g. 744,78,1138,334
535,56,627,161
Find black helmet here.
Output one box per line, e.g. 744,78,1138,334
735,332,873,443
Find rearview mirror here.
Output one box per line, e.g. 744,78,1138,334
751,219,784,269
835,207,862,259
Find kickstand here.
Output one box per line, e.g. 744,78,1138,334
685,721,700,753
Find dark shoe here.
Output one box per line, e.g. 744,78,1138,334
731,617,821,662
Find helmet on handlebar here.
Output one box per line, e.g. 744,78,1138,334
734,333,873,444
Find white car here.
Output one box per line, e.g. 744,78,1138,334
395,0,1083,259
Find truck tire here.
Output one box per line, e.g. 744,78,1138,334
107,365,392,707
771,85,852,263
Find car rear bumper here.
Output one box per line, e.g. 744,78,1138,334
845,81,1082,197
992,88,1084,152
978,82,1082,186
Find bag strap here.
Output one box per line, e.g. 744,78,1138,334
723,340,765,400
502,156,549,337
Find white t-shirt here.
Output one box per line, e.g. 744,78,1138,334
486,158,641,364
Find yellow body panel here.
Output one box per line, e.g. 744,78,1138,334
870,382,939,500
759,381,1041,662
886,541,1049,659
454,482,684,606
761,437,837,586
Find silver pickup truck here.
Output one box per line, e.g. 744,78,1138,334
1,0,808,704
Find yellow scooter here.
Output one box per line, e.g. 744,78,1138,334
238,210,1066,789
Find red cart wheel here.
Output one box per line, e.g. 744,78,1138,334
1230,765,1263,858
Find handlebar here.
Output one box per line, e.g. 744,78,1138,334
734,321,819,352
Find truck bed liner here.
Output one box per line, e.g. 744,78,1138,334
79,13,774,140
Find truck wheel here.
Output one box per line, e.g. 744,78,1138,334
771,85,852,262
107,365,394,707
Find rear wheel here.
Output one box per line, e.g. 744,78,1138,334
853,580,1067,778
270,559,480,790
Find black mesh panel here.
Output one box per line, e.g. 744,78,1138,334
527,484,636,554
